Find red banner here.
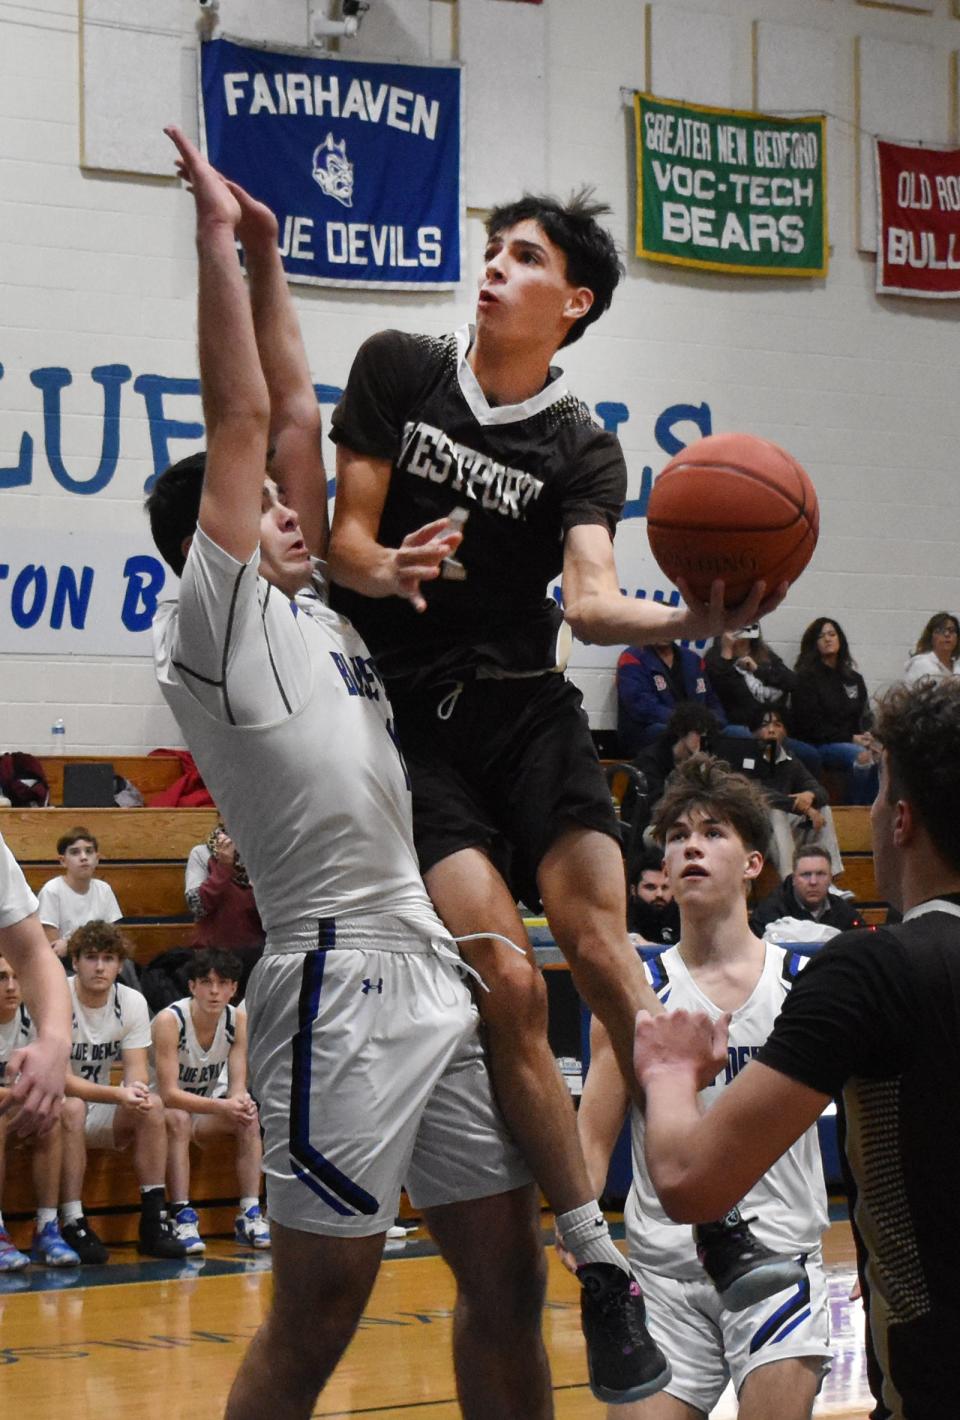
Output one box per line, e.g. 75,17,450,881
876,139,960,298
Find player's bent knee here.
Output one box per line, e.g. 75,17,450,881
165,1108,191,1141
61,1097,87,1131
475,955,548,1030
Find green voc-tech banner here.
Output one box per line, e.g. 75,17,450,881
634,93,827,278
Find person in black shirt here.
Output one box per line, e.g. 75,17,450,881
634,675,960,1420
327,190,787,1401
791,617,879,803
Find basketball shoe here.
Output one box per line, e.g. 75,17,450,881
234,1204,270,1250
60,1215,109,1265
32,1220,81,1267
578,1263,671,1404
0,1229,29,1271
695,1207,804,1310
172,1207,206,1255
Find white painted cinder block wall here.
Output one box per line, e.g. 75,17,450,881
1,0,958,753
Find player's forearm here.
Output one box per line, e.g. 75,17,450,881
196,220,270,439
162,1086,222,1115
563,587,697,647
641,1069,735,1221
65,1076,119,1105
7,921,71,1055
328,521,404,599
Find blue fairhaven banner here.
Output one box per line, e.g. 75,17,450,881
199,37,462,289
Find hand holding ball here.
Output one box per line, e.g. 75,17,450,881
646,433,819,607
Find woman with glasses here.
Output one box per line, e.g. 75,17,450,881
904,612,960,685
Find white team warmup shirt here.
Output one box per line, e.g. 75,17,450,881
156,996,239,1098
37,877,122,939
627,941,829,1280
68,976,152,1086
0,832,37,930
153,527,444,945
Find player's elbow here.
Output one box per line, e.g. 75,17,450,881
563,594,604,644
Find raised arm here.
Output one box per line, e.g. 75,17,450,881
165,125,270,566
225,180,328,560
329,445,462,612
562,524,788,647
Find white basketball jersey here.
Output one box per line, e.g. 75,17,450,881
153,528,443,946
161,996,237,1098
626,942,829,1280
68,977,152,1086
0,1004,34,1084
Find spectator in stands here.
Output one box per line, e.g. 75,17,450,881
904,611,960,685
59,921,187,1263
704,625,821,775
630,704,723,814
37,828,138,989
627,850,680,946
750,845,864,941
745,710,842,879
185,822,264,998
153,948,269,1256
616,640,731,755
0,954,79,1269
790,617,879,804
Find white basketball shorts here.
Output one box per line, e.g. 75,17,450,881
244,921,530,1238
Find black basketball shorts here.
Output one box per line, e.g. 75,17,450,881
389,672,621,884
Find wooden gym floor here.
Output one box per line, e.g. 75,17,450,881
0,1211,869,1419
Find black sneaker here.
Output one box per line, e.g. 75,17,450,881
60,1216,109,1265
695,1208,804,1311
138,1214,189,1261
578,1263,672,1404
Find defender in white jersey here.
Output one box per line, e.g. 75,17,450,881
577,756,830,1419
153,949,268,1255
146,128,547,1420
60,921,186,1263
0,956,79,1269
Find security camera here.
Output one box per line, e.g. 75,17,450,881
198,0,219,10
342,0,370,18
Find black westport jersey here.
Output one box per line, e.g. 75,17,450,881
758,899,960,1420
329,326,627,688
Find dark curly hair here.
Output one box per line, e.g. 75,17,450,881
875,678,960,870
650,753,771,856
486,188,624,347
69,920,130,962
187,948,242,984
795,616,856,676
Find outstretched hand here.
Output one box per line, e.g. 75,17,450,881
675,578,790,642
634,1007,730,1093
165,124,241,229
393,517,463,612
224,179,279,249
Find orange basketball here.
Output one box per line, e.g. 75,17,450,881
645,432,819,607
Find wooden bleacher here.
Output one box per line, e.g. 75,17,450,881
1,803,219,963
37,753,183,807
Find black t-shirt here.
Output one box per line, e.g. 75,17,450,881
329,327,626,688
758,899,960,1419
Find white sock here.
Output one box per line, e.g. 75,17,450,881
36,1208,57,1229
239,1196,258,1215
61,1200,83,1224
556,1202,631,1275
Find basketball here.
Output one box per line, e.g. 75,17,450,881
645,432,819,607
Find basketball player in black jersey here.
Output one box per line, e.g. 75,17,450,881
635,675,960,1420
327,192,791,1399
